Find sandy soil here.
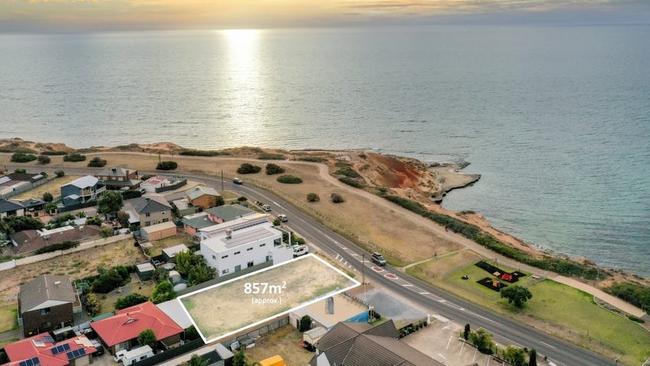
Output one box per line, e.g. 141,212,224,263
11,175,80,201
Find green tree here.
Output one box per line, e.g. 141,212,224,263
463,323,470,340
44,202,58,214
138,329,156,347
84,293,101,316
503,346,527,366
174,250,193,276
151,280,176,304
298,315,312,332
115,293,149,310
188,263,215,286
469,328,494,354
306,193,320,202
55,170,65,177
215,195,225,207
187,354,208,366
500,285,533,308
97,191,123,216
529,349,537,366
237,163,261,174
117,210,130,227
37,155,51,165
233,350,246,366
41,192,53,202
265,163,285,175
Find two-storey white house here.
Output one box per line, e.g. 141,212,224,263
200,220,293,276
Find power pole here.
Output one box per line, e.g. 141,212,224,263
221,170,224,192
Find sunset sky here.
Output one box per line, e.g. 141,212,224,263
1,0,648,32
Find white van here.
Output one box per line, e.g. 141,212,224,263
113,345,154,366
293,245,309,258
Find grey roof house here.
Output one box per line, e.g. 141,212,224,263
0,199,25,218
310,320,442,366
95,167,140,189
60,175,105,207
18,275,81,336
125,195,172,227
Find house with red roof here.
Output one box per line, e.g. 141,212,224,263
2,333,96,366
90,301,183,354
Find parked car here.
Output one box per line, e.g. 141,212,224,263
293,245,309,258
371,252,386,266
261,204,272,212
277,214,288,222
233,177,243,185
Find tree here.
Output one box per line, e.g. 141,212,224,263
500,285,533,308
237,163,261,174
469,328,494,354
188,263,215,286
265,163,285,175
233,350,246,366
215,195,225,207
298,315,312,332
97,190,123,216
87,156,107,167
187,355,208,366
37,155,51,165
45,202,58,214
92,266,130,293
151,280,176,304
529,349,537,366
138,329,156,347
10,152,37,163
276,175,302,184
156,161,178,170
330,193,345,203
54,170,65,177
503,346,527,366
174,251,193,276
63,153,86,162
306,193,320,202
115,293,149,310
84,293,101,316
42,192,53,202
117,210,130,227
463,323,470,340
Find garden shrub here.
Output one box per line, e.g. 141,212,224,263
306,193,320,202
35,241,79,254
237,163,261,174
10,152,37,163
156,161,178,170
42,192,53,202
87,156,107,167
63,153,86,162
605,282,650,312
55,170,65,177
265,163,285,175
122,190,143,199
277,175,302,184
92,266,131,293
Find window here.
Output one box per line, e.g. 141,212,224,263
247,261,254,268
221,255,228,259
40,308,51,316
274,238,281,246
234,251,241,255
162,218,169,222
212,255,216,259
247,247,253,251
222,269,229,274
145,212,150,217
259,243,266,247
144,221,150,226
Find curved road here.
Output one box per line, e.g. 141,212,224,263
25,166,615,366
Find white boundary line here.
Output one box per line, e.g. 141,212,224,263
176,253,361,344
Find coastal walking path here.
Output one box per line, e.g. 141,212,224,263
39,152,648,318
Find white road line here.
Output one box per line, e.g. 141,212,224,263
402,284,414,287
419,291,430,295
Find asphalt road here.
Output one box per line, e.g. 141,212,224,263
23,166,616,366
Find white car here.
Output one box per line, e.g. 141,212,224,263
293,245,309,258
277,214,288,222
262,204,272,212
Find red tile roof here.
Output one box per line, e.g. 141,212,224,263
90,301,183,347
3,333,96,366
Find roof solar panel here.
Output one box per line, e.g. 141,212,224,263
19,361,26,366
63,344,71,351
41,336,54,343
32,357,40,365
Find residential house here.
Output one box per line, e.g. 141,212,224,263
60,176,105,207
182,205,254,236
200,221,293,277
140,176,185,193
18,275,80,337
10,225,101,255
197,213,269,240
0,199,24,218
19,199,46,217
3,333,97,366
95,167,139,190
185,186,221,209
309,320,442,366
171,198,197,217
125,195,172,227
0,172,46,199
90,301,183,354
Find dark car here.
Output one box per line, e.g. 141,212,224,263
371,252,386,266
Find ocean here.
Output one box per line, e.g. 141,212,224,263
1,26,648,276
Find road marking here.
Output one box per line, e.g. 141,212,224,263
419,291,430,295
371,266,385,273
437,299,446,303
402,284,414,287
384,273,399,280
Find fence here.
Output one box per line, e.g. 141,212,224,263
175,260,273,297
131,338,205,366
155,178,187,193
1,176,50,199
0,234,132,271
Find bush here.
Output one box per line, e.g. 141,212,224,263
334,166,361,178
92,266,130,293
63,153,86,162
277,175,302,184
42,192,53,202
37,155,51,165
500,285,533,308
121,190,142,199
330,193,345,203
138,329,156,347
11,152,37,163
265,163,285,175
307,193,320,202
1,216,44,233
87,156,107,167
298,315,312,332
84,293,101,316
237,196,248,202
55,170,65,177
338,176,365,188
258,153,285,160
605,282,650,312
151,280,176,304
469,328,495,354
115,293,149,310
237,163,261,174
179,149,229,157
14,168,26,174
297,156,326,163
382,195,604,280
40,150,68,156
86,216,102,226
34,240,79,254
156,161,178,170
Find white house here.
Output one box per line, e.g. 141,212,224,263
200,221,293,276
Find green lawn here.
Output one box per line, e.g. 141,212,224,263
0,303,18,333
408,260,650,365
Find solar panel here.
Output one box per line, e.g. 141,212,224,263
51,344,71,355
32,358,40,365
66,349,86,360
19,361,26,366
41,336,54,343
63,344,71,351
